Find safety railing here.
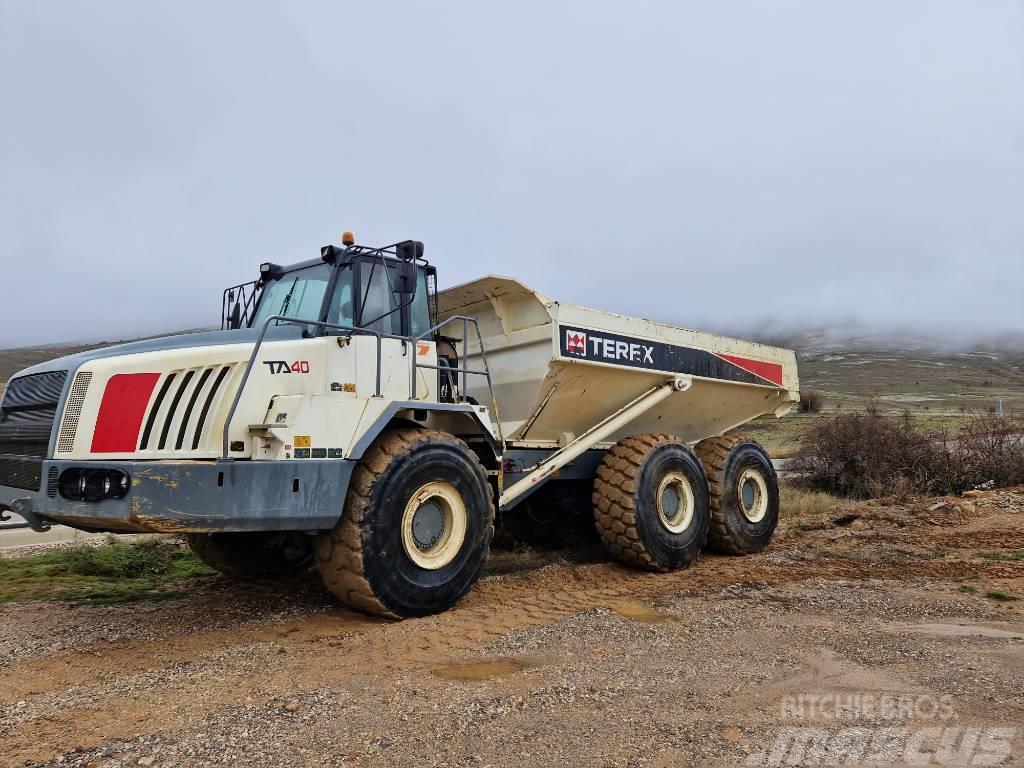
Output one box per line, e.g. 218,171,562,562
221,315,407,459
411,316,504,445
221,314,503,460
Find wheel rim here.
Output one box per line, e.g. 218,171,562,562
401,481,467,570
656,471,695,533
737,468,769,523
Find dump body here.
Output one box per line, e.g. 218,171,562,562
439,276,799,448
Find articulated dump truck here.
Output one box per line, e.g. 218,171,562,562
0,237,798,618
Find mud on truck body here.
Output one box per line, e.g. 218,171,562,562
0,237,799,618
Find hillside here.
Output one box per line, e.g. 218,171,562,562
2,328,1021,456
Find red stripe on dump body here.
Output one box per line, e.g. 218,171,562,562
91,373,161,453
717,354,784,387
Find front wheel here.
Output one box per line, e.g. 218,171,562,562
316,429,494,618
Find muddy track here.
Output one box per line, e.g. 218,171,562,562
1,492,1023,766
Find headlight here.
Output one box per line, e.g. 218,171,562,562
58,468,130,502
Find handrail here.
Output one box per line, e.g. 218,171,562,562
411,315,505,448
221,314,405,459
222,313,505,459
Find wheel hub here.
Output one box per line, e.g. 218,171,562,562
411,500,446,550
737,468,769,523
401,481,468,570
656,471,695,534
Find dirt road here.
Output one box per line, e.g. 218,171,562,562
1,489,1023,767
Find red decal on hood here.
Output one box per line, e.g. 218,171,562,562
91,373,161,453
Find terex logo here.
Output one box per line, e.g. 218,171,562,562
566,330,587,355
592,335,654,364
264,360,311,374
564,328,655,364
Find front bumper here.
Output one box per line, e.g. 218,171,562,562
0,459,354,534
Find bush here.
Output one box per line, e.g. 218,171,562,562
943,412,1024,491
791,406,1024,499
799,390,823,413
63,537,185,578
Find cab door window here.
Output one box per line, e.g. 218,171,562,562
357,260,402,335
409,270,432,337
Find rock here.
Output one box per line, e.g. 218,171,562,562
284,702,299,713
138,758,156,767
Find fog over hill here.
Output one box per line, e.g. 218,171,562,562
3,3,1023,348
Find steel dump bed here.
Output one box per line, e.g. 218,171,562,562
438,276,799,447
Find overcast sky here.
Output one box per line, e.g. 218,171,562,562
1,1,1022,348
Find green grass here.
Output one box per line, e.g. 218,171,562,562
0,537,213,604
980,550,1024,562
958,584,978,594
984,589,1019,602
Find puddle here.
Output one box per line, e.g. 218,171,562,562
890,623,1024,640
612,602,673,624
431,656,538,681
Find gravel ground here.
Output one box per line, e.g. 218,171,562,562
1,488,1022,767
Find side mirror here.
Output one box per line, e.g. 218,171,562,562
394,260,418,298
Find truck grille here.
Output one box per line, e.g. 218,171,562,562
0,370,67,490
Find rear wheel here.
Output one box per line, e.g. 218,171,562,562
185,531,314,579
316,429,494,618
696,436,779,554
592,433,710,571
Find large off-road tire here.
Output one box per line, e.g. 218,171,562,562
592,433,710,571
696,435,779,555
315,429,494,618
185,531,314,579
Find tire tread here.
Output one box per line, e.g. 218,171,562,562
316,428,494,618
591,433,678,572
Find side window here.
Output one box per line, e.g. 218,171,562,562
327,269,355,327
358,262,401,335
409,269,431,337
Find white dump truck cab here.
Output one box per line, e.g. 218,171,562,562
1,236,798,618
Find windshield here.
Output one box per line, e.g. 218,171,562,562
252,264,332,327
248,257,427,335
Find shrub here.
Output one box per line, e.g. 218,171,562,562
63,537,184,578
790,406,937,498
949,412,1024,491
799,390,823,413
790,406,1024,499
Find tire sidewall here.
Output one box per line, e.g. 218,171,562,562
720,443,779,552
361,440,491,617
634,444,710,568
